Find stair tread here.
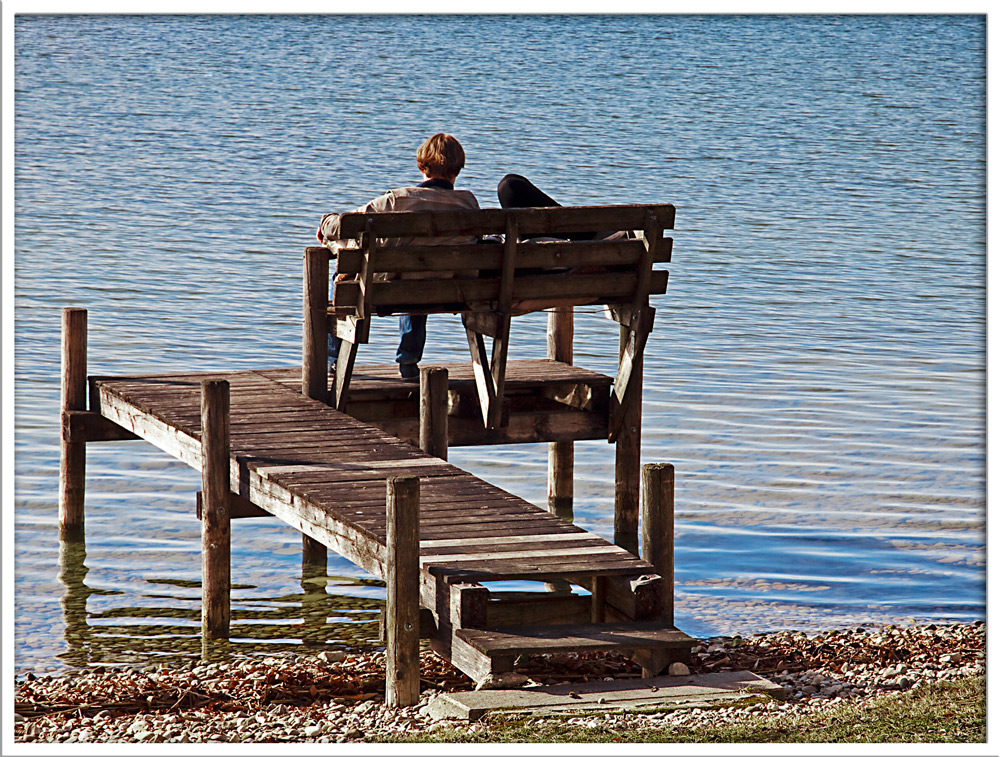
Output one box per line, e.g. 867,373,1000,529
456,620,695,657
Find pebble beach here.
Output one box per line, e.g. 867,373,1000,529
13,620,985,744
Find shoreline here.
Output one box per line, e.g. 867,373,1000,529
13,620,985,744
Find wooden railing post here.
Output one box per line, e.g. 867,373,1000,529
59,307,88,538
303,246,330,403
419,367,448,461
641,462,674,624
302,246,330,568
546,306,574,522
385,476,420,708
615,322,642,557
201,378,231,641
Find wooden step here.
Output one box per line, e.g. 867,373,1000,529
455,620,695,658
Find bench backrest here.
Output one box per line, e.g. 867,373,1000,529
329,203,674,317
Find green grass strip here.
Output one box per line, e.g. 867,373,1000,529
370,675,985,744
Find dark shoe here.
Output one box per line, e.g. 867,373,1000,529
399,363,419,380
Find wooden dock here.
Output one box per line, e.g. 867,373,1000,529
63,353,693,689
56,202,686,703
89,364,641,586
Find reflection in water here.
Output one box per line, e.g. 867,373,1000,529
57,535,98,668
57,532,385,670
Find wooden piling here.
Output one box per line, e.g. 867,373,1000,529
590,576,606,623
544,308,575,594
641,462,674,624
419,367,448,461
301,532,327,568
546,307,574,522
303,246,330,403
201,379,231,640
614,322,642,557
302,246,330,568
385,476,420,708
59,308,88,537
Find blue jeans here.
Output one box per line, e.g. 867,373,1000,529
328,314,426,368
396,314,426,366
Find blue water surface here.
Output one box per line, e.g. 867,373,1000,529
13,14,986,674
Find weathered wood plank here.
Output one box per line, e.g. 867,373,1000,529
419,531,606,549
418,545,631,564
337,203,675,239
62,409,140,443
334,237,670,276
331,270,670,313
486,592,591,628
368,406,608,447
456,620,692,658
429,559,653,584
98,387,203,469
255,360,614,396
196,490,271,519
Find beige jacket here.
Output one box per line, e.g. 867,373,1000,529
319,186,480,281
319,186,479,246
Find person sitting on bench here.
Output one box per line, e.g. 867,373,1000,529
317,133,480,379
497,173,596,240
496,173,633,275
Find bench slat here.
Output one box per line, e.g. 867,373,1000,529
334,237,672,276
337,203,676,239
330,270,669,314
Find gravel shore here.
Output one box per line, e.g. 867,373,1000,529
14,621,984,743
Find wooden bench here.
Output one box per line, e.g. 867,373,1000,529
302,203,674,440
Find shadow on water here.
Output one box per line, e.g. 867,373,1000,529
56,535,385,671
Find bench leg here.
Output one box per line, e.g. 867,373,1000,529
331,338,358,410
608,305,655,443
463,313,511,430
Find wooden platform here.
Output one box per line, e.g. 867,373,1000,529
79,361,694,682
258,359,612,446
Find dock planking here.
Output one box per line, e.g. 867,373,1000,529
91,366,651,584
258,360,612,447
81,358,693,682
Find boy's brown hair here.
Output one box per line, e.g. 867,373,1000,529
416,133,465,179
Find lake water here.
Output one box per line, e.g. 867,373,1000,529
12,14,986,676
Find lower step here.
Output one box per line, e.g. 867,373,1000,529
456,620,695,658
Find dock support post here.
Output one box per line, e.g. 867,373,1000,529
301,533,327,569
546,307,575,594
303,246,330,404
419,367,448,461
641,463,675,625
385,476,420,708
546,307,574,522
614,322,642,557
201,379,231,641
59,307,88,538
302,246,330,569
